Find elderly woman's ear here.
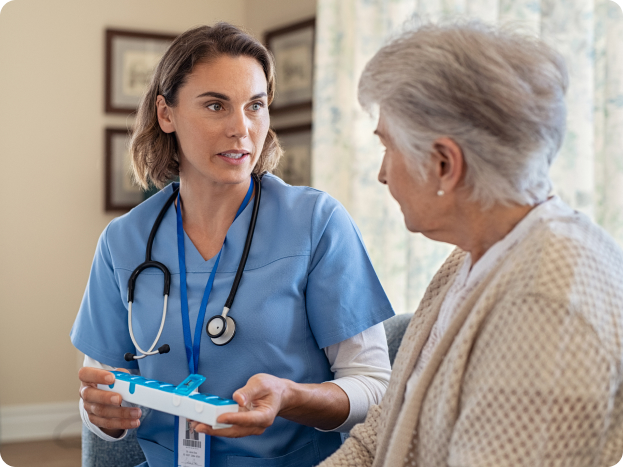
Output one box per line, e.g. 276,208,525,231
431,137,464,196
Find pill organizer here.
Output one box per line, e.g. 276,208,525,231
98,371,238,429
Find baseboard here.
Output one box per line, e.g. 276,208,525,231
0,401,82,443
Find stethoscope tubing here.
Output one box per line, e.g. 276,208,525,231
125,189,179,361
127,188,179,304
223,172,261,311
127,295,168,359
146,189,180,263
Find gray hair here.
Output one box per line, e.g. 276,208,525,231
358,20,569,208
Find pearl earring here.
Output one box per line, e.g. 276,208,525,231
437,190,445,196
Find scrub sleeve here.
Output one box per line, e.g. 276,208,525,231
305,192,393,348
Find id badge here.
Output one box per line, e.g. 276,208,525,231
175,416,210,467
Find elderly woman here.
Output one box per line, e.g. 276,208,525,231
320,21,623,467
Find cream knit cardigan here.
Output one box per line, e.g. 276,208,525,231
320,205,623,467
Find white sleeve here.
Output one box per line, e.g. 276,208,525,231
321,323,391,433
80,355,141,442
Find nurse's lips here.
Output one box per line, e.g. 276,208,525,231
217,149,251,165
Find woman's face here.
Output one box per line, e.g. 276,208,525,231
375,113,439,234
159,55,270,187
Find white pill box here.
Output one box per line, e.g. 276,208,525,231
98,372,238,429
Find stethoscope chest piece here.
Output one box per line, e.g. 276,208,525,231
207,314,236,346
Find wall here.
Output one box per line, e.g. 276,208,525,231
244,0,316,38
244,0,318,129
0,0,316,442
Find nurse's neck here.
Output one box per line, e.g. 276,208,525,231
176,172,253,261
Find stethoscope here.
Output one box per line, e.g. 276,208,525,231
124,173,261,362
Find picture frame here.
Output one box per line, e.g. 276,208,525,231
105,28,177,114
105,128,145,211
265,18,315,114
274,124,313,187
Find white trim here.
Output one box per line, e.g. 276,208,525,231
0,401,82,443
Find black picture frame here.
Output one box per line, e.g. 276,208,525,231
105,28,177,114
265,18,315,114
105,127,145,211
273,124,313,186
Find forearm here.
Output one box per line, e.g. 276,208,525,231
194,325,389,437
322,323,391,431
279,380,350,430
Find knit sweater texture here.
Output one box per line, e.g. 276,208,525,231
319,202,623,467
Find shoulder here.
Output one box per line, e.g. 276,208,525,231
261,173,344,217
259,173,353,241
522,199,623,296
107,184,176,232
495,199,623,359
98,184,177,262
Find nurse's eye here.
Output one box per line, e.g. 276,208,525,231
206,103,223,111
249,102,265,111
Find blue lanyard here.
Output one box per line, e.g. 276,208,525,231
175,177,254,374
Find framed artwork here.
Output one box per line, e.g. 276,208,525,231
105,128,144,211
274,124,312,186
265,18,315,114
105,28,177,114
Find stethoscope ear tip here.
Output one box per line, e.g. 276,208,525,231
158,344,171,354
124,352,136,362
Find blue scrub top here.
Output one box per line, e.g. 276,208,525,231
71,174,394,467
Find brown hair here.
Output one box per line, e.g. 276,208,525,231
130,23,282,189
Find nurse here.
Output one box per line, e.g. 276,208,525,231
71,23,394,467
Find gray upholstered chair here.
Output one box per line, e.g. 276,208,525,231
81,423,146,467
383,313,413,366
80,313,414,467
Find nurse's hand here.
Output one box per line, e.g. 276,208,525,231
190,373,286,438
78,367,142,438
190,373,349,438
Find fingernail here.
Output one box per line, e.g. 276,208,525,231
132,419,140,428
131,409,141,418
112,395,121,405
105,374,114,384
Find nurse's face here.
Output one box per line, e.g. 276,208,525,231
157,55,270,187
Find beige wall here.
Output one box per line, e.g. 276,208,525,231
243,0,317,39
0,0,315,408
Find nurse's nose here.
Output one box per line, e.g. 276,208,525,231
226,108,249,139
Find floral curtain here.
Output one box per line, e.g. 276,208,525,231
312,0,623,314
